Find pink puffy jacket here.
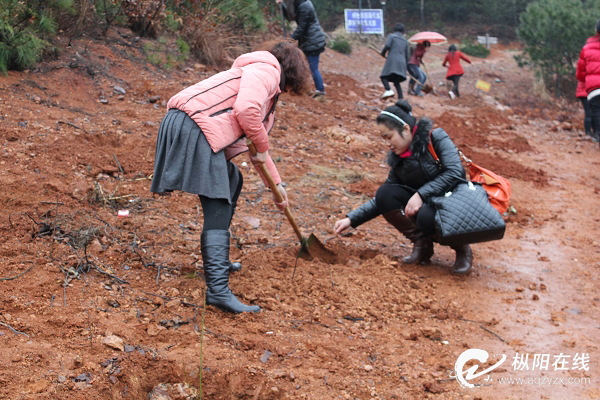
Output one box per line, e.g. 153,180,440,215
168,51,282,184
577,35,600,96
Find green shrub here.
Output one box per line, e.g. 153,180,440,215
460,38,490,58
0,0,72,73
143,36,189,69
330,37,352,54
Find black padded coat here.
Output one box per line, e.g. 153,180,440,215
282,0,326,56
347,118,466,227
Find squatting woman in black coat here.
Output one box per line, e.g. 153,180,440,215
334,100,474,274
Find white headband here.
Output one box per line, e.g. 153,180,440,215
380,110,407,126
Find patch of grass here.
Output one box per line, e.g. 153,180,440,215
329,37,352,55
309,165,367,183
460,38,490,58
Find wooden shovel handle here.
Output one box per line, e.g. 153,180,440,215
246,140,304,241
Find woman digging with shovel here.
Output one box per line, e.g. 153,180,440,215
333,100,474,275
151,42,311,313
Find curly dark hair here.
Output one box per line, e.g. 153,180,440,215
269,42,311,95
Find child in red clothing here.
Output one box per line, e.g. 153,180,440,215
442,44,472,99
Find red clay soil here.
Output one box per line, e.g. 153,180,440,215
0,30,599,399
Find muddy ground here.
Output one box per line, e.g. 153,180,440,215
0,30,599,399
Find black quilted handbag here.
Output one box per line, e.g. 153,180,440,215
431,181,506,247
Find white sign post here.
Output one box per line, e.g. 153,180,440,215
477,34,498,49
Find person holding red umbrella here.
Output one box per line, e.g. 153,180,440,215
442,44,472,99
406,32,447,96
407,41,430,96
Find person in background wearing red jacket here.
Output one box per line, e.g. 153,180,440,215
442,44,472,99
151,42,310,313
577,19,600,146
576,80,598,142
407,41,430,96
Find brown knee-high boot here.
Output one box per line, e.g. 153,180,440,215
383,210,434,264
451,245,473,275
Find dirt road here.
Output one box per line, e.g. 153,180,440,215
0,31,598,399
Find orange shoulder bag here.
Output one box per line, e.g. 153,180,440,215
428,131,512,214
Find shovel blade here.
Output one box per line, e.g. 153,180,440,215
296,234,337,263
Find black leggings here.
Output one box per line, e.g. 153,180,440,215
590,95,600,139
375,183,437,236
381,74,405,99
580,97,597,136
199,162,243,231
447,75,461,97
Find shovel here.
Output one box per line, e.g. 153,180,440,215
246,140,333,266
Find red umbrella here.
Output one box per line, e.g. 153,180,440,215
408,31,448,45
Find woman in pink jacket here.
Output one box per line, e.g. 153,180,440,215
151,42,310,313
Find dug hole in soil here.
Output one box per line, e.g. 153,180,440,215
0,29,599,399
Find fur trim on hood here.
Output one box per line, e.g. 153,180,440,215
387,117,434,167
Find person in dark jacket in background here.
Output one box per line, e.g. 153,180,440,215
442,44,472,99
278,0,327,97
380,23,410,100
333,100,474,275
576,27,600,143
577,19,600,146
407,41,430,96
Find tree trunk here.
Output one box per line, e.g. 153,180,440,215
421,0,425,25
556,69,562,98
512,0,517,25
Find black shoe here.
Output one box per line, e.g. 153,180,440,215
382,210,434,264
201,230,260,313
451,245,473,275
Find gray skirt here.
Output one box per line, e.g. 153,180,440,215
150,109,240,203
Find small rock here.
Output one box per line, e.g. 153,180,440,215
74,373,91,383
260,350,272,363
169,288,180,297
165,299,180,309
33,96,42,104
58,375,66,383
18,121,27,128
568,308,582,315
529,283,537,290
364,365,373,372
532,294,539,300
113,86,126,95
148,95,161,103
107,299,120,308
124,345,135,353
194,63,206,71
109,376,117,384
516,287,524,292
540,283,547,291
117,95,125,101
100,98,109,104
74,355,83,366
423,381,444,394
102,335,125,351
495,78,502,83
147,324,165,337
153,297,164,306
243,216,261,229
